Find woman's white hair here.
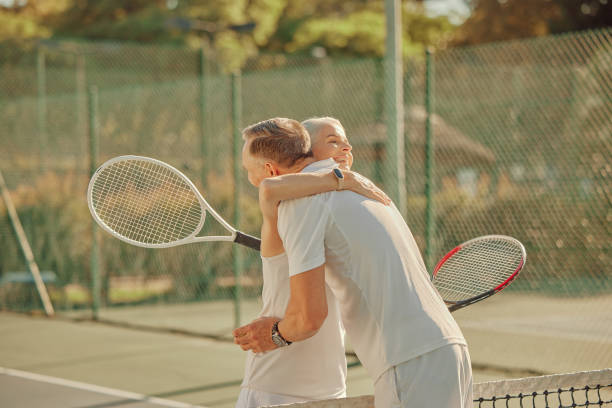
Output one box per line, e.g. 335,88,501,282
301,117,344,143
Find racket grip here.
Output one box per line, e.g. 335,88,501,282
235,231,261,251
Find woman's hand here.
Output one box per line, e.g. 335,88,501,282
342,171,391,205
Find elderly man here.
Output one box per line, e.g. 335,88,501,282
234,117,472,408
234,117,346,408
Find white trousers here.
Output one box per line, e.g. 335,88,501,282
236,387,322,408
374,343,473,408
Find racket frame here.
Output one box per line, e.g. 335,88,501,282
87,155,249,249
432,235,526,312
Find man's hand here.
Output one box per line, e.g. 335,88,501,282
232,316,280,353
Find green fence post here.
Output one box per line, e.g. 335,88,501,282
375,57,385,124
231,72,243,328
76,54,87,162
199,43,209,191
37,46,47,172
404,61,413,202
198,41,215,299
88,85,100,320
384,0,406,216
373,58,385,185
424,49,435,272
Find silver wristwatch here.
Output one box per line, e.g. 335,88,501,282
271,320,292,347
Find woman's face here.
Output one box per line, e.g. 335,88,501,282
311,123,353,170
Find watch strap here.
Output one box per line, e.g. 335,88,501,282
272,320,292,346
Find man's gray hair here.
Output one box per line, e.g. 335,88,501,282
301,117,344,142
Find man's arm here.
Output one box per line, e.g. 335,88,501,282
232,264,327,353
278,264,327,341
234,193,331,353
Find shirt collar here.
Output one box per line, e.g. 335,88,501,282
300,158,338,174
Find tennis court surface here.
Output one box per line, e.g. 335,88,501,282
1,310,611,407
0,367,204,408
3,366,610,408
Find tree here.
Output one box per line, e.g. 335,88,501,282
275,1,455,57
1,0,457,69
0,0,70,42
547,0,612,33
50,0,288,71
52,0,176,42
453,0,612,46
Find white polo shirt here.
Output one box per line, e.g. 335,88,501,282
277,159,466,383
240,252,347,400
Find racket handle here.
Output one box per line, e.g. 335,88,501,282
235,231,261,251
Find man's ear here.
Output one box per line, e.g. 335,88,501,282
264,162,280,177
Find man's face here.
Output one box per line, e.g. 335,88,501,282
311,123,353,170
242,140,268,187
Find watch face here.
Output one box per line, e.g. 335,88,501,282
271,321,290,346
333,168,344,179
272,335,285,347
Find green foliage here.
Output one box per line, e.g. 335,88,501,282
284,3,454,57
0,170,263,311
287,10,386,56
3,0,610,68
454,0,612,46
53,1,174,42
0,0,71,42
437,190,610,295
1,0,456,70
247,0,288,46
0,173,91,287
0,9,51,41
1,29,609,314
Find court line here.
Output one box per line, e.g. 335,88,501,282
0,366,206,408
458,317,612,344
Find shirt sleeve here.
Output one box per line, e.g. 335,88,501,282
277,194,331,277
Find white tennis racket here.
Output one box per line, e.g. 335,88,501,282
431,235,526,312
87,155,260,250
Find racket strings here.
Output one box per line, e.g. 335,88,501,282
433,239,524,302
436,242,518,297
91,160,203,244
95,163,167,241
125,162,202,241
101,162,201,243
134,163,200,240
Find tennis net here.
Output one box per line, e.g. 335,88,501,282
265,369,612,407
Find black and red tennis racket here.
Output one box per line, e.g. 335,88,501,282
431,235,526,312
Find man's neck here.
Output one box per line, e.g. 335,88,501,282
278,157,317,175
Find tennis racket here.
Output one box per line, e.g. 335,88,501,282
431,235,526,312
87,155,261,251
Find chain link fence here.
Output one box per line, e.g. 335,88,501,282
1,28,610,373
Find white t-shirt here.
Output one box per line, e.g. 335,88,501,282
240,252,347,400
277,159,466,383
